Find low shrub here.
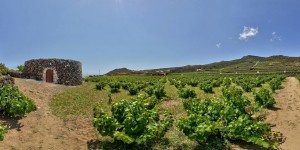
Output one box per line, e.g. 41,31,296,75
93,96,174,145
178,88,197,99
253,88,275,108
0,85,37,117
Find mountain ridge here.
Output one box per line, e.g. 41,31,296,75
106,55,300,75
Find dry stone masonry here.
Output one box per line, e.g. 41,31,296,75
24,59,82,86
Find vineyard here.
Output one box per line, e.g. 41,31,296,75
79,74,286,149
0,72,296,149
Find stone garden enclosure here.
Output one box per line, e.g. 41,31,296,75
24,59,82,86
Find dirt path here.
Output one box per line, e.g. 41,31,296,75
266,77,300,150
0,78,96,150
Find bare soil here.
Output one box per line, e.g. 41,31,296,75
0,78,97,150
266,77,300,150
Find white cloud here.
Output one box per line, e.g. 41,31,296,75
239,26,259,40
270,32,282,42
216,43,221,48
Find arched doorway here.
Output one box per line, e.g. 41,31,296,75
46,69,54,83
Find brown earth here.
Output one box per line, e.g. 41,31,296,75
0,78,97,150
266,77,300,150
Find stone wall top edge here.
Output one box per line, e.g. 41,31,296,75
25,58,81,64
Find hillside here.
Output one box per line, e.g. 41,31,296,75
106,55,300,75
105,68,135,76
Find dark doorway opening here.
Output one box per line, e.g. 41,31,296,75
46,69,54,83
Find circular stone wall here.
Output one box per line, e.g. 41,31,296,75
24,59,82,86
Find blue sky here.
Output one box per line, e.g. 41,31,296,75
1,0,300,75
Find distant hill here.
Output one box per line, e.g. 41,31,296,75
105,68,134,76
106,55,300,75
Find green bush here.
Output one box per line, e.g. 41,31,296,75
174,81,186,89
212,79,223,87
128,85,139,95
177,87,280,149
0,85,36,141
240,82,254,92
121,82,130,90
178,88,196,99
222,78,231,88
93,96,174,145
187,79,198,87
143,84,165,99
144,86,154,96
199,83,213,93
95,82,106,90
153,84,166,99
253,88,276,108
0,85,36,117
109,81,121,93
269,78,282,92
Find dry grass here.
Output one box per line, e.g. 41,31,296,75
164,80,178,99
49,82,132,120
157,100,198,149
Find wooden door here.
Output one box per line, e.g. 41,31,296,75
46,69,54,83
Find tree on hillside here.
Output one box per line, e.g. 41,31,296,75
0,63,9,75
17,65,25,72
